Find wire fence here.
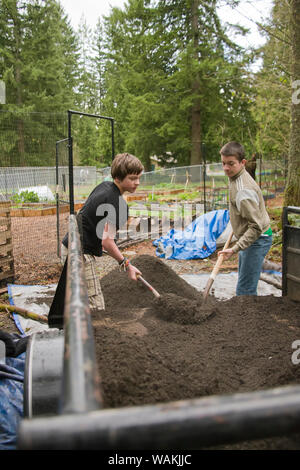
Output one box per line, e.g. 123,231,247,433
138,160,286,196
0,165,98,202
0,158,286,285
0,111,67,167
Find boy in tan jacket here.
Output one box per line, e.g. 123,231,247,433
218,141,272,296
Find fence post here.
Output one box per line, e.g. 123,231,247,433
202,143,207,214
68,111,74,215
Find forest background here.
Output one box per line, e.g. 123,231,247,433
0,0,299,205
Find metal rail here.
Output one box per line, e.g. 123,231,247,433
55,138,69,257
60,214,103,414
17,210,300,450
67,110,115,214
18,384,300,450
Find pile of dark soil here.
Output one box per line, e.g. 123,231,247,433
99,254,218,324
99,254,201,311
92,254,300,449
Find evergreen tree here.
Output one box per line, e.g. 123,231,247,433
71,15,99,166
91,18,116,167
101,0,255,168
252,0,291,160
0,0,29,165
285,0,300,206
69,15,114,167
0,0,79,166
92,18,107,114
75,15,95,110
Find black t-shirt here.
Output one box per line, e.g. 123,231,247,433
62,181,128,256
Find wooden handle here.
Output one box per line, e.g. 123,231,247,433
210,230,233,279
203,230,233,300
137,275,161,298
0,303,48,323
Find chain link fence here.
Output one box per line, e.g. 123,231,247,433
137,159,286,209
0,164,99,286
0,111,100,284
0,109,287,283
0,165,98,201
0,158,286,285
139,160,286,194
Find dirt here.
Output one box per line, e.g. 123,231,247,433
0,301,21,334
153,293,216,324
10,213,68,286
4,193,298,448
91,254,300,450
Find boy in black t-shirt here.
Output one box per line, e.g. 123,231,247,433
48,153,144,328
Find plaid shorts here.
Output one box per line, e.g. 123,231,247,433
60,244,105,311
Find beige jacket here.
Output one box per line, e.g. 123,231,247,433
229,167,271,253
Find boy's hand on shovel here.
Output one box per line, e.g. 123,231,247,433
202,231,234,301
127,263,142,281
218,248,234,260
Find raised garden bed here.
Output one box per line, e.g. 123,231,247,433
10,202,84,217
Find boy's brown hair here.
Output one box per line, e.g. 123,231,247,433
111,153,144,181
220,141,245,162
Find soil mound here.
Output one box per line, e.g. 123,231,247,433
93,254,300,449
100,254,210,321
101,254,200,306
154,293,218,324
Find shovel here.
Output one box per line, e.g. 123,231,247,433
137,231,233,304
137,274,161,298
202,230,234,302
137,262,220,324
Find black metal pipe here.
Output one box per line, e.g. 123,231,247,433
111,119,115,161
61,215,103,414
56,138,69,145
67,111,74,215
55,138,69,257
67,110,115,206
55,142,60,257
203,163,206,215
68,109,114,121
18,384,300,450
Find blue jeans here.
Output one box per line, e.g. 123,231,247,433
236,235,273,296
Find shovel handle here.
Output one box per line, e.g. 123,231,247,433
210,230,234,280
137,275,161,298
203,230,233,300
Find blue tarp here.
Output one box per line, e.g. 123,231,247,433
153,209,230,260
0,287,28,450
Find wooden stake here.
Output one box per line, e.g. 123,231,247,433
0,303,48,323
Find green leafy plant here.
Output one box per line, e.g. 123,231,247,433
178,191,199,201
289,214,300,228
12,190,40,204
148,193,159,202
